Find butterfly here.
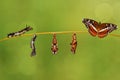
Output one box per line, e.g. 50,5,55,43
70,33,77,54
82,18,117,38
51,34,58,54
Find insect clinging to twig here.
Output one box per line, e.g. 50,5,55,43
30,34,37,57
51,34,58,54
70,33,77,54
7,25,33,38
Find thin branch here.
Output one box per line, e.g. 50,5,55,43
110,34,120,38
0,30,119,42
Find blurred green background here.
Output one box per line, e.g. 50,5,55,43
0,0,120,80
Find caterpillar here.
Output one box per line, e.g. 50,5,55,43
7,25,33,38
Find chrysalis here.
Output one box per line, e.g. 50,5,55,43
51,34,58,54
30,34,37,57
7,25,33,38
70,33,77,54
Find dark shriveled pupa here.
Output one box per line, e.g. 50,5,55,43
30,34,37,57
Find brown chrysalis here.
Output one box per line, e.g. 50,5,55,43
30,34,37,57
51,34,58,54
70,33,77,54
7,25,33,38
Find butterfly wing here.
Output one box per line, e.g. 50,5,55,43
88,23,98,37
98,23,117,38
82,18,99,37
98,28,109,38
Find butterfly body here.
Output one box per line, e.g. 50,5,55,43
82,18,117,38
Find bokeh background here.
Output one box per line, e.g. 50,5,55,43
0,0,120,80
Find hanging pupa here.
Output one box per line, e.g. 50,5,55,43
51,34,58,54
70,33,77,54
30,34,37,57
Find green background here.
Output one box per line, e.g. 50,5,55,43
0,0,120,80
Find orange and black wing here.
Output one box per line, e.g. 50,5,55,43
98,23,117,38
82,18,99,37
